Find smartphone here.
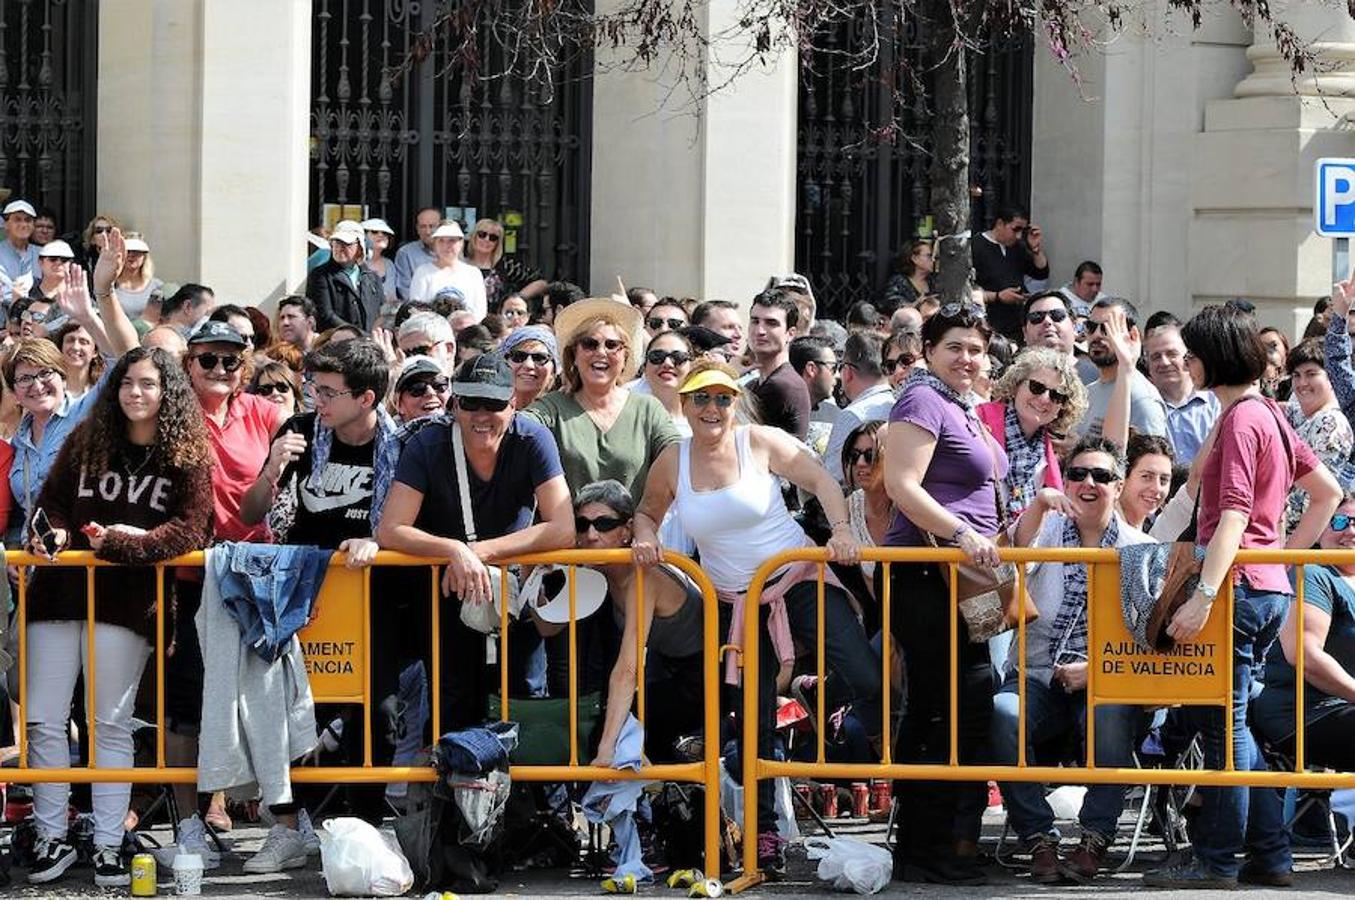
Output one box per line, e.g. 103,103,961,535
30,507,59,558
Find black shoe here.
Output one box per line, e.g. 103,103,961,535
1239,864,1293,887
897,858,988,885
26,837,77,885
1143,859,1237,890
93,846,129,888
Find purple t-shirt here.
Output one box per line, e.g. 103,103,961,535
884,383,1008,546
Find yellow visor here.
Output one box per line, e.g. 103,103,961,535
679,368,741,395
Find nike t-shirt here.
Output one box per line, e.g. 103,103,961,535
275,412,375,548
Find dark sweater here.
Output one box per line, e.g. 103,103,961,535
971,233,1049,340
27,442,214,640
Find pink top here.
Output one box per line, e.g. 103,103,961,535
204,392,282,543
1197,396,1318,594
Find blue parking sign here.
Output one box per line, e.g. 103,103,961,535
1316,158,1355,236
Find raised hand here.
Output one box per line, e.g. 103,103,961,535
92,227,126,296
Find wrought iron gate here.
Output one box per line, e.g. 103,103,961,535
795,23,1033,316
309,0,592,289
0,0,98,233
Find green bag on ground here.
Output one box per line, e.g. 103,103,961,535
487,692,603,766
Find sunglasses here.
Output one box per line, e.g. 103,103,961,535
475,230,501,243
507,350,552,366
939,302,986,319
688,391,735,409
648,316,686,331
646,349,692,367
92,225,112,234
578,336,625,353
1026,378,1070,405
1026,308,1069,325
22,308,53,324
883,354,916,372
403,344,433,358
401,379,450,397
501,307,527,318
1084,320,1111,335
1331,514,1355,532
457,395,510,413
252,382,293,397
1065,466,1120,485
847,448,876,466
814,358,841,373
192,352,243,373
575,514,627,534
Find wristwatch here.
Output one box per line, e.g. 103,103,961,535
1196,580,1218,602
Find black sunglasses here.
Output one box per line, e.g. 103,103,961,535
402,379,450,397
688,391,735,409
475,230,501,243
648,316,686,331
404,344,434,358
646,349,692,367
251,382,292,397
1026,308,1069,325
192,352,243,373
575,514,627,534
847,448,876,466
1026,378,1070,405
1065,466,1120,485
883,354,917,372
507,350,552,366
457,395,510,413
578,336,624,353
1084,320,1110,335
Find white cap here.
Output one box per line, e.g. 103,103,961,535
124,237,150,253
328,227,362,246
360,217,394,235
38,240,74,259
306,232,328,251
3,200,36,218
431,222,464,240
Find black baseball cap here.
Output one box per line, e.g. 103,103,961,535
187,320,248,348
451,352,514,401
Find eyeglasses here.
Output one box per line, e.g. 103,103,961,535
501,307,527,319
313,386,356,403
939,302,986,319
1065,466,1120,485
92,225,112,235
192,352,243,373
13,368,60,390
688,391,735,409
883,354,917,372
648,317,686,331
577,336,625,353
475,231,501,243
1331,514,1355,532
812,358,840,373
251,382,292,397
403,344,434,358
1026,308,1069,325
575,514,627,534
401,379,451,397
646,349,692,367
507,350,552,366
847,448,876,466
457,395,511,413
1026,378,1070,405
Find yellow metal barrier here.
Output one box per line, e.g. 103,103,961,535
3,548,725,872
729,546,1347,891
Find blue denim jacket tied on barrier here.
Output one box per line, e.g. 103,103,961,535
210,542,331,663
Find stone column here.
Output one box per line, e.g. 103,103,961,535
98,0,310,308
1191,1,1355,336
588,0,797,306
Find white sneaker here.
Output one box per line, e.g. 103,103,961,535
152,816,222,870
297,809,322,855
243,824,308,874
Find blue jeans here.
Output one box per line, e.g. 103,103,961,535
212,542,330,662
1179,584,1291,877
991,673,1140,840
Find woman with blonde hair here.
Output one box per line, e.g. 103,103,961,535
978,346,1088,521
112,232,163,320
463,217,547,313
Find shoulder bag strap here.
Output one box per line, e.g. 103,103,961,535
451,424,478,542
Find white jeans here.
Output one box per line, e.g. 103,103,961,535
26,620,150,847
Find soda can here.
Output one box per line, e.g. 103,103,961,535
851,782,870,818
817,782,838,818
869,779,892,813
667,868,703,889
130,853,158,897
793,782,813,817
602,874,638,894
689,879,724,898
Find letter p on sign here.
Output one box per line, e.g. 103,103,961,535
1316,158,1355,236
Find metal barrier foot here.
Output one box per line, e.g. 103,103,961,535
726,872,766,893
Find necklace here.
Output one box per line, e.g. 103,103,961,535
124,445,154,477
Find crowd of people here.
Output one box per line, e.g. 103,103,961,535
0,198,1351,891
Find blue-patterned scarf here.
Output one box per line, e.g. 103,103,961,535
909,369,974,412
1049,513,1120,666
309,407,402,530
1003,405,1044,517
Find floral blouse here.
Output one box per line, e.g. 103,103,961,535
1285,400,1354,534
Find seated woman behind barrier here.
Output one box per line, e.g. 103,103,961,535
24,347,213,888
991,437,1150,885
1253,493,1355,772
630,360,880,878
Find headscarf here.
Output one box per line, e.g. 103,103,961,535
499,324,559,368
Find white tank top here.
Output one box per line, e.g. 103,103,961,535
672,427,808,592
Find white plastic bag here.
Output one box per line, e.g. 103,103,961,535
320,817,415,897
805,836,892,895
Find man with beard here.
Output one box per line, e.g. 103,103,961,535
1073,297,1168,443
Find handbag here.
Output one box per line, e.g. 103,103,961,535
928,422,1038,644
451,423,519,631
1146,395,1292,651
